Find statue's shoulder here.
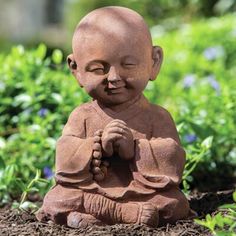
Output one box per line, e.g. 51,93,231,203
71,102,92,116
62,102,94,135
148,103,179,140
69,101,94,118
148,103,173,121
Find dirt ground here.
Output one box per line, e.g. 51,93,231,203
0,190,234,236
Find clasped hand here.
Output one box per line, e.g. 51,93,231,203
101,119,134,160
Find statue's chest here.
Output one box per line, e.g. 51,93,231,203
85,113,152,140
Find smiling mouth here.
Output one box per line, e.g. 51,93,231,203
106,87,126,94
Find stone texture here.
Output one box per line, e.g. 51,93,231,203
36,6,191,228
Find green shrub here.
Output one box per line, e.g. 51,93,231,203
195,191,236,235
149,13,236,190
0,44,89,203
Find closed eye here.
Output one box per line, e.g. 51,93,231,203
85,61,109,75
122,63,137,68
89,67,104,72
88,68,105,75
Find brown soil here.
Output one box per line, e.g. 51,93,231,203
0,190,234,236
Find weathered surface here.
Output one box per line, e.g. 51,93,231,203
37,6,191,227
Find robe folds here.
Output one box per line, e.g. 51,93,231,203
54,95,186,200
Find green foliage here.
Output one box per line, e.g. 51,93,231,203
182,136,213,193
64,0,236,30
149,14,236,190
0,45,89,203
12,169,49,213
0,14,236,206
52,49,63,65
195,192,236,235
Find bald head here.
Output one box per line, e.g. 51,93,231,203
68,6,163,89
72,6,153,53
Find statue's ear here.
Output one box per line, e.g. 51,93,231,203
150,46,163,81
67,54,83,87
67,54,77,74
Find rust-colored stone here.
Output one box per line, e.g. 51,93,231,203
36,6,192,228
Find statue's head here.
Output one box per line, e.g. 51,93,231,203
68,6,163,106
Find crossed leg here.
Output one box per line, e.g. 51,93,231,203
36,185,190,228
36,184,159,227
143,187,190,226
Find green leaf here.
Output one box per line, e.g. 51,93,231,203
215,231,233,236
201,136,214,149
51,93,62,104
4,165,17,185
52,49,63,64
14,179,26,192
20,201,38,212
11,201,20,209
0,138,6,149
177,122,184,132
27,187,39,192
194,219,208,227
206,214,212,221
219,203,236,210
0,156,5,169
36,43,47,59
233,192,236,202
222,216,234,226
12,45,24,56
215,213,224,228
38,178,49,183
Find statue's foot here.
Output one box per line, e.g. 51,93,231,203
67,212,104,228
137,202,159,227
36,208,47,222
36,208,68,225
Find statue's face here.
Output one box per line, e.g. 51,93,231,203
73,31,153,106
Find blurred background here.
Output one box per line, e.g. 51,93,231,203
1,0,236,53
0,0,236,208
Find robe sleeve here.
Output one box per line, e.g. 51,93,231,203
54,105,94,185
132,105,186,190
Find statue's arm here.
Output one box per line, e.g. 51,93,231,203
133,105,185,188
55,106,94,185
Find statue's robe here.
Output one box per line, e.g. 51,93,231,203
38,95,190,224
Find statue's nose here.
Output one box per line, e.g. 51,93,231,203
107,66,121,83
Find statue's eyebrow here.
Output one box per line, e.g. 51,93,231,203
121,56,139,64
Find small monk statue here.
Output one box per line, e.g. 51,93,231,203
36,6,191,228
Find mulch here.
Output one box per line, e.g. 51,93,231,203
0,190,234,236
